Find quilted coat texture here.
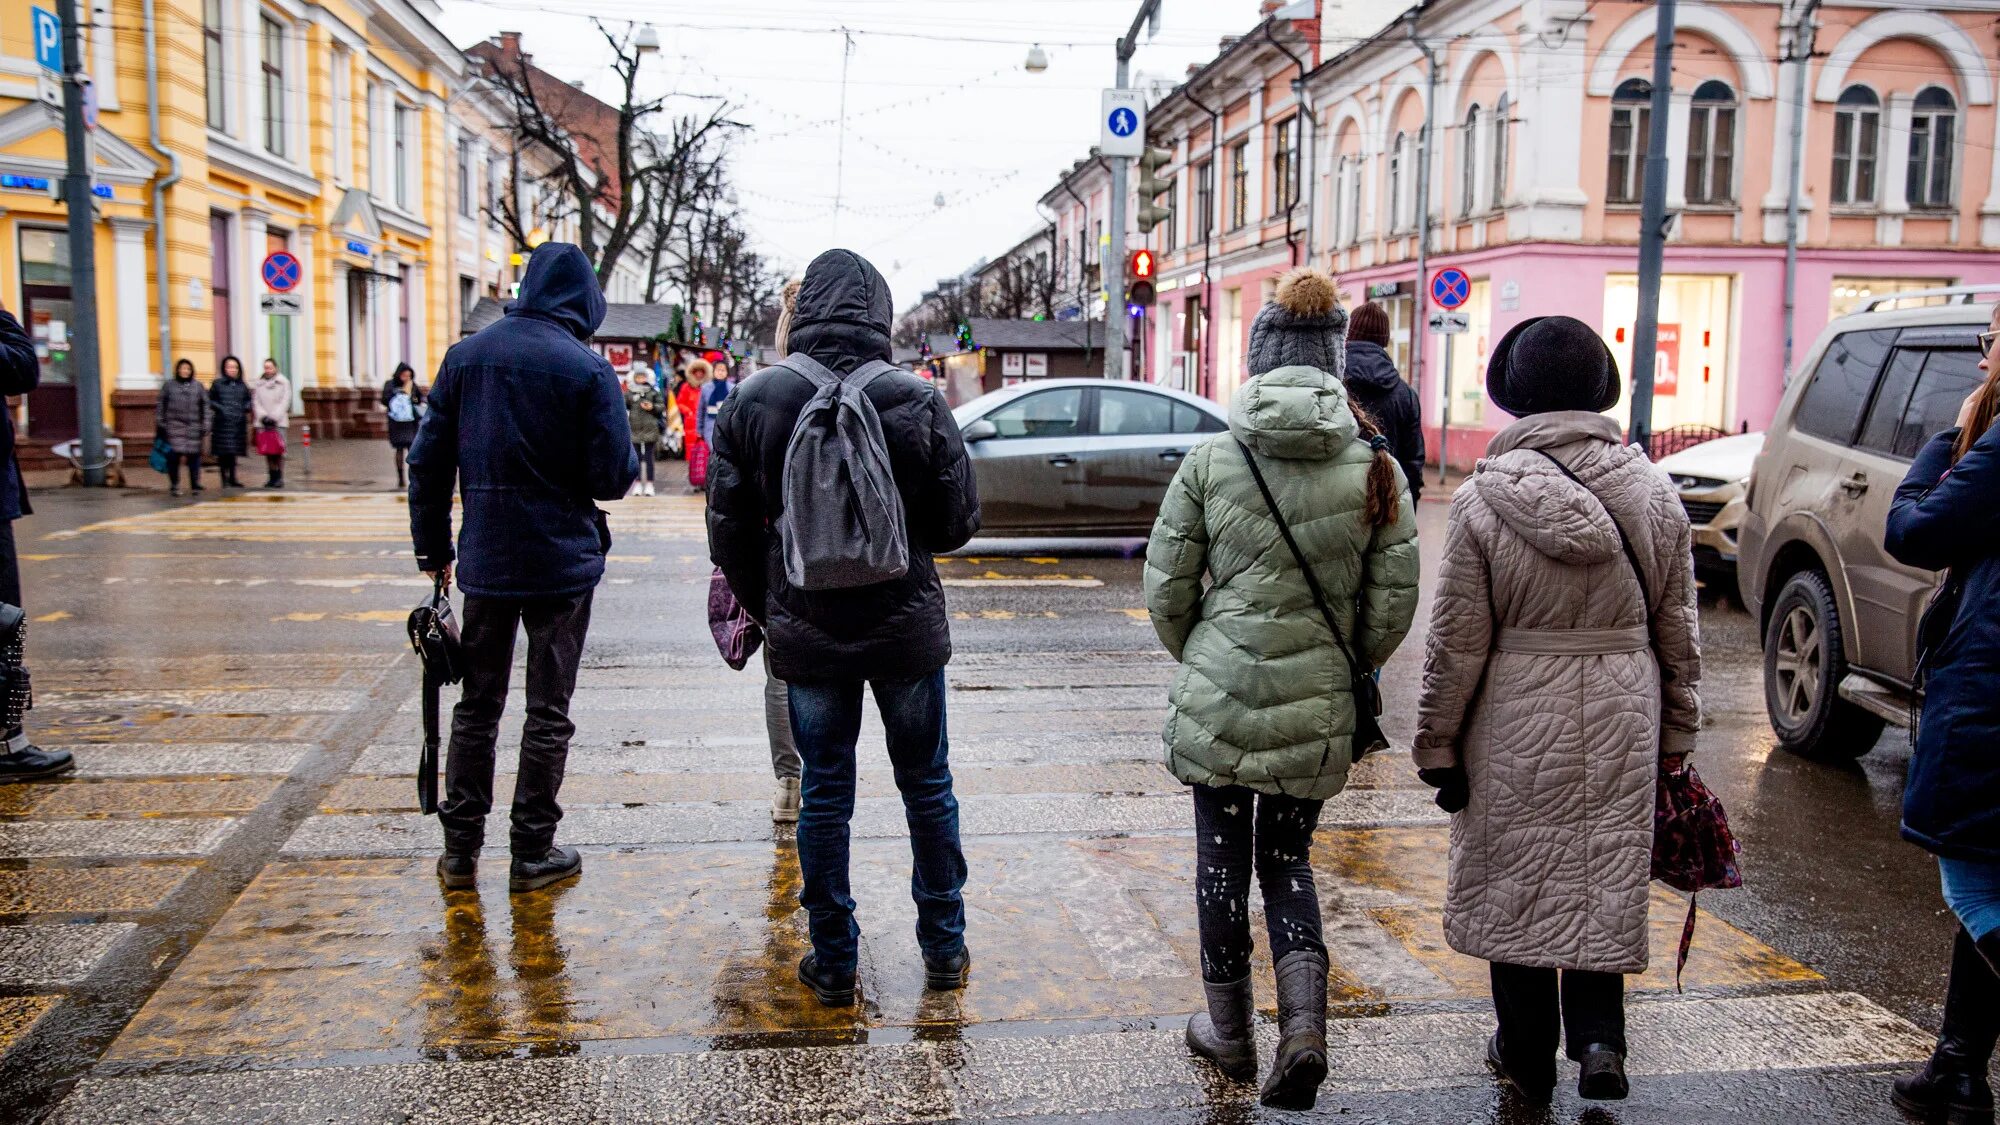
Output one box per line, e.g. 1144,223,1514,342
1414,411,1702,973
1146,366,1420,801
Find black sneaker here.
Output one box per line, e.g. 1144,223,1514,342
509,845,581,892
436,854,477,890
1577,1044,1630,1101
0,745,75,784
798,953,857,1007
923,947,970,991
1486,1031,1554,1106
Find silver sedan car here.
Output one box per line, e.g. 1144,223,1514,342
953,379,1229,536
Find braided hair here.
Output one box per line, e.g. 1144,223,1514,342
1351,403,1402,529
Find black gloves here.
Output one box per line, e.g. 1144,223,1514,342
1418,766,1469,814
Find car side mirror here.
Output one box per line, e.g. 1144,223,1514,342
963,419,999,442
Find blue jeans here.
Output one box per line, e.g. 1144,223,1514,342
1941,857,2000,941
788,669,966,974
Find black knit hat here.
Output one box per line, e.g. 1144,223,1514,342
1486,315,1622,418
1248,268,1348,377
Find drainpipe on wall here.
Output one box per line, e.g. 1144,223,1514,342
1186,86,1220,400
143,0,182,391
1264,19,1310,268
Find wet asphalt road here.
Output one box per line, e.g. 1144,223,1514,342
0,441,1980,1124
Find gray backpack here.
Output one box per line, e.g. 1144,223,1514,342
774,353,910,590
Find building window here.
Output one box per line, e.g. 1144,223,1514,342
394,104,412,209
365,82,378,193
1459,105,1480,218
203,0,225,130
1607,78,1651,205
260,17,285,156
1685,80,1736,205
1830,86,1880,206
1388,132,1406,231
209,213,232,363
459,276,477,322
456,138,473,218
1228,139,1250,229
1346,155,1363,243
486,156,505,221
1194,160,1214,239
1163,177,1179,253
398,264,413,365
1908,86,1957,209
1491,94,1509,210
1274,117,1300,210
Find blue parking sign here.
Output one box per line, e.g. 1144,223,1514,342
31,8,61,73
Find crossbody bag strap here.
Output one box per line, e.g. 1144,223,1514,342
1530,448,1654,622
1234,440,1368,676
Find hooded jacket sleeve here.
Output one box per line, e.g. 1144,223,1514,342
406,367,458,572
910,388,980,553
1888,426,2000,570
1359,486,1421,668
0,309,38,397
582,363,639,502
706,392,767,621
1144,445,1210,661
1414,488,1495,770
1396,385,1426,505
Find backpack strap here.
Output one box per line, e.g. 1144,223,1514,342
848,359,904,390
773,352,841,391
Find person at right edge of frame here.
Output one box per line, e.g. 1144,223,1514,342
408,242,637,894
0,303,67,782
1146,268,1420,1111
707,248,980,1008
1415,315,1702,1107
1882,303,2000,1125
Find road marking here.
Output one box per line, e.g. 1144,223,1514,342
0,818,237,859
0,924,138,987
1049,843,1187,980
33,611,69,622
942,577,1103,587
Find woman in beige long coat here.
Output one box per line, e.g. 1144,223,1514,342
1414,315,1701,1106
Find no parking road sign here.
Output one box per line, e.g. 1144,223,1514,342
1430,267,1470,310
261,251,301,293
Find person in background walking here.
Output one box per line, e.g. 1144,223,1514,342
0,302,69,782
383,363,426,490
157,358,210,497
409,242,637,895
625,365,665,497
1415,315,1702,1107
1883,301,2000,1125
761,279,806,824
700,358,734,446
208,355,250,488
1145,268,1419,1110
708,249,980,1007
678,358,710,491
1343,302,1425,504
252,358,291,489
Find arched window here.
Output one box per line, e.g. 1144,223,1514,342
1344,153,1364,244
1607,78,1651,204
1389,131,1405,231
1831,85,1880,205
1491,93,1510,210
1460,104,1481,218
1686,80,1736,205
1909,86,1958,209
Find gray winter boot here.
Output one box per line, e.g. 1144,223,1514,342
1260,949,1330,1110
1186,974,1256,1082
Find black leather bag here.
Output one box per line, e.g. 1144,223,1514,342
405,577,464,815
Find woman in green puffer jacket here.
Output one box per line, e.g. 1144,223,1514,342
1145,267,1420,1109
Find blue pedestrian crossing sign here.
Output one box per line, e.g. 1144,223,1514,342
1430,267,1471,310
261,251,302,293
1108,108,1137,137
1100,89,1146,157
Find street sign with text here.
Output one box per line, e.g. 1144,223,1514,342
1428,310,1470,335
1100,89,1146,158
260,294,302,317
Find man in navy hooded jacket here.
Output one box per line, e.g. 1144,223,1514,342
408,243,637,893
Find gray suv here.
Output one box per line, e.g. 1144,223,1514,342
1738,290,1992,759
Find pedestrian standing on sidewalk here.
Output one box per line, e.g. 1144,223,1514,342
157,358,210,497
1883,301,2000,1125
761,278,806,824
708,248,980,1006
0,302,70,782
251,358,291,489
382,363,426,490
678,359,710,489
1146,267,1420,1110
1343,302,1425,504
208,355,250,488
625,365,665,497
409,242,637,895
700,358,734,446
1415,315,1702,1107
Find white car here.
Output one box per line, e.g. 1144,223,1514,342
1655,431,1764,573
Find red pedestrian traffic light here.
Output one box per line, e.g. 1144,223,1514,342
1129,249,1155,280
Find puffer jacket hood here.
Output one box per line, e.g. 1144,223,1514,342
1471,411,1635,566
1229,365,1358,462
1342,341,1404,396
509,243,605,341
789,249,893,372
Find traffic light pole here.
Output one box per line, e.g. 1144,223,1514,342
1629,0,1676,455
58,0,107,486
1106,0,1163,382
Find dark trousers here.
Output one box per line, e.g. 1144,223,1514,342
1191,783,1327,982
1489,961,1627,1082
215,454,239,485
633,441,656,483
0,519,21,607
439,590,594,857
166,452,202,489
264,452,284,484
788,669,965,974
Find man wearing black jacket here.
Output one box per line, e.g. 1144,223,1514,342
1344,302,1425,503
0,306,68,781
708,248,980,1006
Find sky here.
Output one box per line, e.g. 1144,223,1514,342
433,0,1276,312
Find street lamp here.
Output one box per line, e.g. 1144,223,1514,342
1024,44,1049,73
634,23,660,54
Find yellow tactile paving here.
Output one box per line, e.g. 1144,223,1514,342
0,996,58,1056
47,493,710,543
0,866,195,915
0,780,280,818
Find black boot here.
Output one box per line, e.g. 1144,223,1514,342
923,945,970,991
1486,1031,1555,1106
798,953,857,1007
1894,927,1998,1125
0,742,73,783
1577,1043,1630,1101
508,844,581,892
1187,974,1257,1082
1260,950,1329,1109
436,854,477,890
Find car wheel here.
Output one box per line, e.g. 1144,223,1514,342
1762,570,1885,761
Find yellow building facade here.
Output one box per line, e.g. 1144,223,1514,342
0,0,464,450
